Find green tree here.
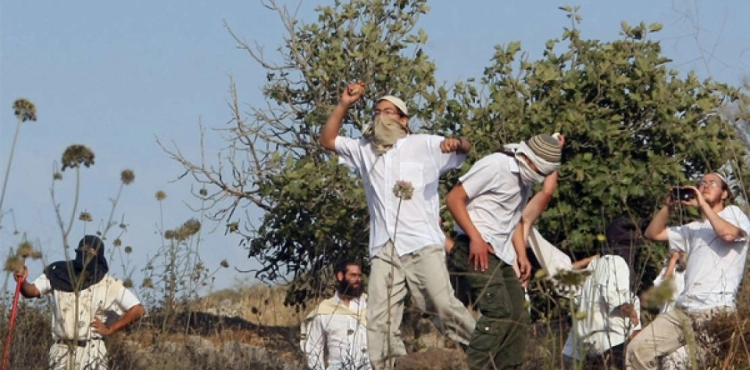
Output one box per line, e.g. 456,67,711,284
435,8,748,289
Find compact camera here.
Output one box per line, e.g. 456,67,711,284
671,187,695,202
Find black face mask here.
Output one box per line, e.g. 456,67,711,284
45,235,109,292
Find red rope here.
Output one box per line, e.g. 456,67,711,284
1,279,22,370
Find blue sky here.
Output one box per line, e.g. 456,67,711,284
2,0,749,295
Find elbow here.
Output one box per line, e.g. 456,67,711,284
319,136,336,151
445,189,461,213
643,229,658,241
130,304,146,320
721,234,740,243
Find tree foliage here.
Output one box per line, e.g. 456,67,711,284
165,2,748,305
434,9,748,257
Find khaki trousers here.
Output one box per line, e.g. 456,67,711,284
366,241,476,370
626,307,715,370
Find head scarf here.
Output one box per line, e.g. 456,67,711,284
504,134,562,185
44,235,109,292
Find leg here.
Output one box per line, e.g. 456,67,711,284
403,246,476,345
49,343,73,370
626,309,689,370
367,241,409,370
450,236,528,370
80,340,108,370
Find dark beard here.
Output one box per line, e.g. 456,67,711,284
337,280,363,298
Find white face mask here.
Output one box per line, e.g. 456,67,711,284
517,156,546,185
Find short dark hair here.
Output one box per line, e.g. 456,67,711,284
334,259,361,277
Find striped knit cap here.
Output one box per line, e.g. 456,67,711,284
527,134,561,163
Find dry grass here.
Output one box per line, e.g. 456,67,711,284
2,273,750,370
201,283,308,327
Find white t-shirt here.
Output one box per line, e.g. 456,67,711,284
667,205,750,311
562,255,641,359
335,134,465,258
454,153,531,265
34,274,141,340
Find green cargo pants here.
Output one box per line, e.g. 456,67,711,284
447,235,529,370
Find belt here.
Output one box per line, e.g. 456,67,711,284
55,338,102,347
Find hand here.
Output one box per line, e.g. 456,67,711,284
440,138,462,153
91,317,113,336
13,264,28,283
340,82,365,106
553,133,565,148
468,238,494,271
666,187,679,209
630,310,640,327
680,185,705,208
517,256,532,283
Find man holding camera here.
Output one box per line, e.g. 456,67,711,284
626,173,750,369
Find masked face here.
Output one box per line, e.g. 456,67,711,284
516,155,546,185
364,115,409,155
73,245,97,270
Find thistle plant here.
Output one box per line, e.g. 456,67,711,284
0,99,37,228
52,145,96,251
392,180,414,200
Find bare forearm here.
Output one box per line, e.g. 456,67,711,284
701,205,745,242
457,137,472,154
446,188,482,241
320,102,351,150
664,253,679,279
20,281,41,298
108,305,145,334
644,206,671,241
521,171,557,229
511,223,528,260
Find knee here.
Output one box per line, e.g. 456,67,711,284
626,338,654,370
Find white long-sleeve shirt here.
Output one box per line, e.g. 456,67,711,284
303,293,370,370
335,134,465,258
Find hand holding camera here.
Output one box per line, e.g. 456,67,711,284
671,187,696,202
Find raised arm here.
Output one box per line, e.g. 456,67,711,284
320,82,365,151
13,265,41,298
644,193,674,242
520,170,558,242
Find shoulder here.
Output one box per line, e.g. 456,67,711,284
473,153,508,171
408,134,445,147
337,136,369,148
722,205,749,220
97,275,125,291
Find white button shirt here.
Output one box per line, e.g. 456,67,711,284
304,293,370,370
454,153,531,265
34,274,141,340
335,134,466,258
